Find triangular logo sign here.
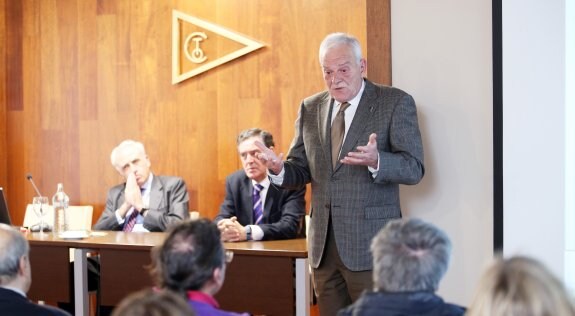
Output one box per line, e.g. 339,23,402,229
172,10,265,84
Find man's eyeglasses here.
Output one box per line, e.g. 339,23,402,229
225,250,234,264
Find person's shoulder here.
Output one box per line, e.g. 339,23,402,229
39,304,73,316
155,175,187,185
440,302,466,316
303,90,331,105
366,80,412,99
108,182,126,194
0,299,71,316
226,170,248,182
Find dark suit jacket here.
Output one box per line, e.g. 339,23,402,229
215,170,306,240
281,80,424,270
338,291,465,316
94,175,190,232
0,287,71,316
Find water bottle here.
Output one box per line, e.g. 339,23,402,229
52,183,69,236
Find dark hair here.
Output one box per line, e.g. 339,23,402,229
236,128,274,148
112,288,195,316
150,219,225,293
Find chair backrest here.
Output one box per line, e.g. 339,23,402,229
23,204,93,230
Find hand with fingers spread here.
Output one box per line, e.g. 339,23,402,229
254,140,284,175
341,133,379,169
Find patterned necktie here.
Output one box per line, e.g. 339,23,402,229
123,188,144,232
252,184,264,224
331,102,351,169
123,209,139,232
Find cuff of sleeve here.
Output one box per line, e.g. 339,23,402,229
251,225,264,241
268,167,285,184
368,153,380,178
115,210,125,225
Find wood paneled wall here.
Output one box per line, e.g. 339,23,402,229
1,0,390,225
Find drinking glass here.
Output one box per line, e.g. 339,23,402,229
32,196,49,233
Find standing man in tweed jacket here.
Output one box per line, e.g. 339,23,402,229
256,33,424,315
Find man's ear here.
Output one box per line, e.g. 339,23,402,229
18,255,29,276
213,266,225,287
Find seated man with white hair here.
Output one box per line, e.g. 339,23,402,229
94,139,190,232
338,218,465,316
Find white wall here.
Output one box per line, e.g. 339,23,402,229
391,0,493,305
565,0,575,295
502,0,570,288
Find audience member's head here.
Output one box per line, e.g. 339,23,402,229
0,223,31,292
110,140,151,186
467,255,575,316
150,219,231,296
371,218,451,292
236,128,275,182
112,288,195,316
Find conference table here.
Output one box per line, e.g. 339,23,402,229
25,231,310,316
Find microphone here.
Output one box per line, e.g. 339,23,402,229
26,173,43,197
26,173,51,232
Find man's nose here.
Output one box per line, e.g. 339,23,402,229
331,72,341,84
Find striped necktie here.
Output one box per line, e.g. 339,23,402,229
123,209,139,232
252,184,264,224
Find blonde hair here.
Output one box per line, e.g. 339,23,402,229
467,256,575,316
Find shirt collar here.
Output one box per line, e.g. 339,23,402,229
336,79,366,108
251,177,270,190
187,290,220,308
141,173,154,192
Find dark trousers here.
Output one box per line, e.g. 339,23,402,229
312,218,372,316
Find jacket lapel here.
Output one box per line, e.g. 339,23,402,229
241,176,254,223
319,95,334,164
338,80,376,169
262,185,277,222
148,176,163,211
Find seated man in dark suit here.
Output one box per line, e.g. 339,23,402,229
215,128,306,241
0,223,71,316
338,218,465,316
94,139,190,232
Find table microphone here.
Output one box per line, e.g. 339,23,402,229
26,173,43,197
26,173,51,232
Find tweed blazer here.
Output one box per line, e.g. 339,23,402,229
281,79,424,270
215,170,306,240
94,175,190,232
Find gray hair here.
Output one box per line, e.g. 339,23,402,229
371,218,451,292
110,140,147,169
0,223,30,284
319,33,363,65
236,128,275,148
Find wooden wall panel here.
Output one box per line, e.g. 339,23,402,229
1,0,389,226
0,0,6,188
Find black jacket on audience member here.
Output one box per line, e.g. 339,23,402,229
0,287,71,316
338,290,465,316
